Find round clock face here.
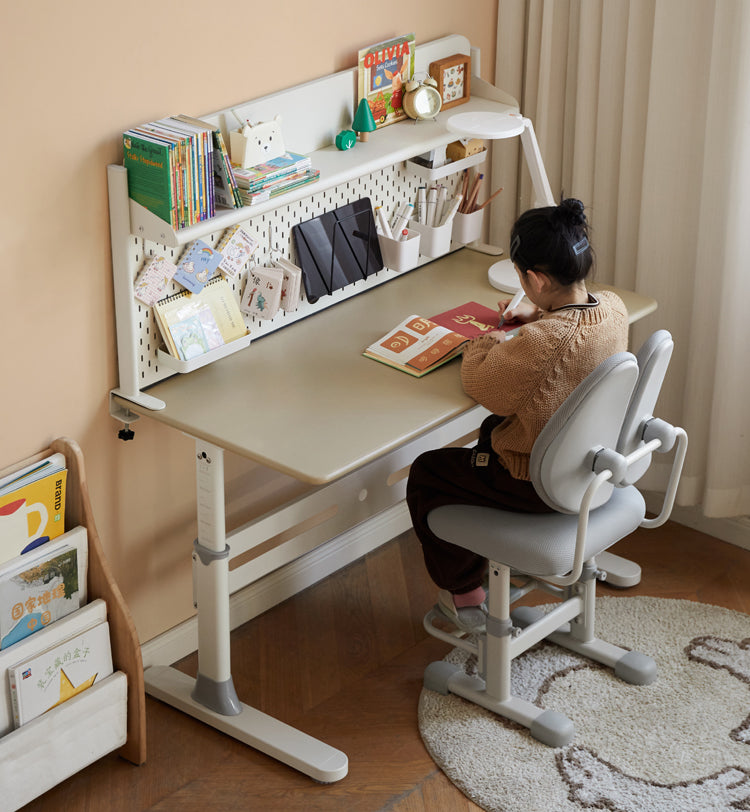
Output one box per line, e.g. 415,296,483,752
404,84,442,120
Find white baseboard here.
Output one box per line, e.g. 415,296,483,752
141,502,412,669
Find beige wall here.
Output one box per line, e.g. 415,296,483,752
1,1,498,643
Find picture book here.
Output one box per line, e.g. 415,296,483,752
430,301,520,339
216,225,260,279
363,314,468,377
123,129,177,227
8,618,113,727
133,255,178,307
0,526,88,650
173,239,223,294
357,34,416,129
241,266,284,320
168,306,224,361
242,168,321,206
173,114,242,209
154,277,247,359
273,256,303,313
0,457,67,564
231,151,311,189
0,598,107,736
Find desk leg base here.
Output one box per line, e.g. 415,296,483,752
596,551,642,588
144,665,349,783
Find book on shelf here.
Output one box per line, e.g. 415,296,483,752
363,314,468,377
357,34,416,129
240,266,284,320
0,598,107,736
0,454,67,563
240,168,321,206
123,128,178,227
154,276,248,361
0,526,88,650
429,301,520,339
232,151,312,191
172,114,242,209
173,238,223,294
8,616,113,728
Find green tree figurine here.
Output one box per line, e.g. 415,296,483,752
353,98,377,142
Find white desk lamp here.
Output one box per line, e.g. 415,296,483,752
446,111,556,293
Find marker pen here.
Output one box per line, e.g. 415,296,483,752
375,205,393,239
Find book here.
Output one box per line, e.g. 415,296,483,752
273,256,303,312
430,301,520,339
0,526,88,650
241,266,284,320
154,276,247,359
357,34,416,129
8,618,113,727
0,457,67,563
232,151,311,190
215,224,259,279
133,255,178,307
123,129,177,227
241,168,321,206
173,239,223,294
158,116,215,221
363,314,468,376
0,598,107,736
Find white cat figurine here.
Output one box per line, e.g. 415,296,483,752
230,116,285,168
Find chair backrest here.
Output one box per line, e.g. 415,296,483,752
529,353,639,514
617,330,674,486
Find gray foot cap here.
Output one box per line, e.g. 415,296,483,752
615,650,658,685
530,709,575,748
424,660,462,694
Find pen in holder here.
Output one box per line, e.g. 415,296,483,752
378,228,421,272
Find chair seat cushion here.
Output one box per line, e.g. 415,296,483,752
427,486,646,577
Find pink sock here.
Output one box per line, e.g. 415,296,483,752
453,586,486,608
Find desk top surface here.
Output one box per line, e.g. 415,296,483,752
118,250,656,484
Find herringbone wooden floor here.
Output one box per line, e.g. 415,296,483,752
23,522,750,811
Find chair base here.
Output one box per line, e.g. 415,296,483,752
424,660,575,748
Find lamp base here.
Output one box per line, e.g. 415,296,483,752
488,259,521,293
465,241,503,256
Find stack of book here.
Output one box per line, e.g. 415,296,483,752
232,151,320,206
123,115,242,230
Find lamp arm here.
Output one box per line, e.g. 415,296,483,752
520,118,556,207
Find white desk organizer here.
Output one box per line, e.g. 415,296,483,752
452,209,484,244
408,218,453,258
378,228,421,272
108,35,519,414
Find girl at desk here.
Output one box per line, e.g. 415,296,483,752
406,198,629,632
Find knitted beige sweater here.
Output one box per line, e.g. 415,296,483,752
460,290,629,480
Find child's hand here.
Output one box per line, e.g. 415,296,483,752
498,300,539,324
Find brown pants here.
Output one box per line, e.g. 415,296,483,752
405,416,552,595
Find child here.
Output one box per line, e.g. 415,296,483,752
406,198,629,631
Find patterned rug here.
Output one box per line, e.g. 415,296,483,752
418,597,750,812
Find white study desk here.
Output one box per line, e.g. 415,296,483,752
113,248,656,782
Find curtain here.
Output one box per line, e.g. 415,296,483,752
492,0,750,518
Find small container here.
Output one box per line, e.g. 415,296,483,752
379,229,421,272
408,219,453,259
452,209,484,245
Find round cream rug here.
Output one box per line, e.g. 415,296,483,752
418,597,750,812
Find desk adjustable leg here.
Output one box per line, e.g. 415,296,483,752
144,440,348,783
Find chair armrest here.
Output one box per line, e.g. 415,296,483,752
641,426,688,529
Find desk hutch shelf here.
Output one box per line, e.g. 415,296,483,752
108,34,519,415
0,437,146,811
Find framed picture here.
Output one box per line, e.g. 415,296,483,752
429,54,471,110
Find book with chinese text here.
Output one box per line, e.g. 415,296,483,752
363,314,468,377
430,301,519,339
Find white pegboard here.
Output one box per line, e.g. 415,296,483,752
129,162,463,390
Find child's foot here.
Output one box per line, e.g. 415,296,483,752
437,589,487,633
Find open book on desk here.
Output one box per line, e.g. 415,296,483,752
363,303,519,377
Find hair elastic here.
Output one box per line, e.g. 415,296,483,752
572,237,589,256
510,234,521,260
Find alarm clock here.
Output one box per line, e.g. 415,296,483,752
402,76,442,121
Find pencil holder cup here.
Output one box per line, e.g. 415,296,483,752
408,219,453,259
452,209,484,245
378,229,421,272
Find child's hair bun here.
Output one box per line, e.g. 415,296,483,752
557,198,587,227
